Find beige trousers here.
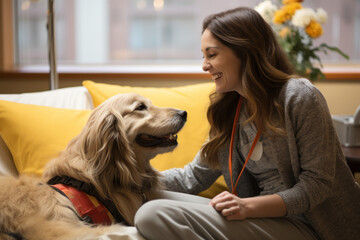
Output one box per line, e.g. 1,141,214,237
134,191,319,240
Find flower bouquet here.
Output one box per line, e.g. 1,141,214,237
255,0,349,81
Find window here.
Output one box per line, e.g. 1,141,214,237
13,0,360,68
307,0,360,64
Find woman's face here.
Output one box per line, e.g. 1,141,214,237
201,29,242,94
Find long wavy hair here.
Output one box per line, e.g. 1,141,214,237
201,7,295,168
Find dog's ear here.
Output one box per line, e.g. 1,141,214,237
78,104,142,197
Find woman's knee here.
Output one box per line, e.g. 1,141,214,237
135,199,188,239
135,200,178,233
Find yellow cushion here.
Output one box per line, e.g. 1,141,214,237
0,100,91,176
83,80,228,198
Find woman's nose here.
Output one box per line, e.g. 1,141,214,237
202,61,210,72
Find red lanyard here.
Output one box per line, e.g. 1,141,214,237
229,97,261,196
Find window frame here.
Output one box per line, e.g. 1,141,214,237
1,0,359,81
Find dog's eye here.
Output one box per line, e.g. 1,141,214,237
135,103,147,111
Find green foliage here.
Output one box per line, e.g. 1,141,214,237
276,24,349,81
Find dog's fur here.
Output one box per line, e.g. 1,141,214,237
0,93,186,240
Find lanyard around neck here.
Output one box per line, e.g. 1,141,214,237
228,97,261,196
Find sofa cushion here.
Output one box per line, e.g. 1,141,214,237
0,100,91,176
83,80,228,198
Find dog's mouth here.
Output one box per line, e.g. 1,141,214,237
135,133,179,148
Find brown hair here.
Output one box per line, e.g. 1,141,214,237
201,7,295,168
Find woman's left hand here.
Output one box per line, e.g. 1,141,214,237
209,191,248,220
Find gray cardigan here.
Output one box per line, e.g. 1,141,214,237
162,78,360,240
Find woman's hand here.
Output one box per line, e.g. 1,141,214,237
209,191,248,220
209,191,287,221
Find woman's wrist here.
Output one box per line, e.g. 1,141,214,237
240,194,287,219
238,198,254,219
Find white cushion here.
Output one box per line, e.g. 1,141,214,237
0,137,17,176
0,86,94,110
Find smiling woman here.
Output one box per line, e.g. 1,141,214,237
133,7,360,240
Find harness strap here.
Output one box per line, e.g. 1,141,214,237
49,185,68,198
51,184,113,225
48,176,128,225
49,185,92,223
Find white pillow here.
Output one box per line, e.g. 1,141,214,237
0,86,94,176
0,86,94,110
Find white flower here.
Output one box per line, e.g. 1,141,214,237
291,8,316,28
255,0,278,24
316,8,328,24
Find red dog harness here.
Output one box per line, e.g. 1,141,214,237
51,183,115,225
48,176,127,225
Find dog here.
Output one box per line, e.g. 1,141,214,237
0,93,187,240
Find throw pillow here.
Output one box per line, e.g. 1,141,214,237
0,100,91,176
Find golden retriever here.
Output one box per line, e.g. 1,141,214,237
0,93,187,240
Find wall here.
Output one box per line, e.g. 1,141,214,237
0,75,359,115
314,81,360,115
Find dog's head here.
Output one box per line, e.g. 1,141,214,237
110,93,187,161
93,93,187,163
72,93,186,193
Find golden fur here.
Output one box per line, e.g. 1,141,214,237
0,93,186,240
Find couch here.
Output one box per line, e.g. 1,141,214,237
0,80,227,197
0,80,230,239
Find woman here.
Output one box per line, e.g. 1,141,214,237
134,7,360,240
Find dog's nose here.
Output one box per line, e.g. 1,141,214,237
177,110,187,121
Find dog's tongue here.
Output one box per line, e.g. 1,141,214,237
136,133,178,147
140,135,156,141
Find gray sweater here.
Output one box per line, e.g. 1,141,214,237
162,78,360,240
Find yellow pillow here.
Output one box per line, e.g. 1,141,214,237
83,80,228,198
0,100,91,176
